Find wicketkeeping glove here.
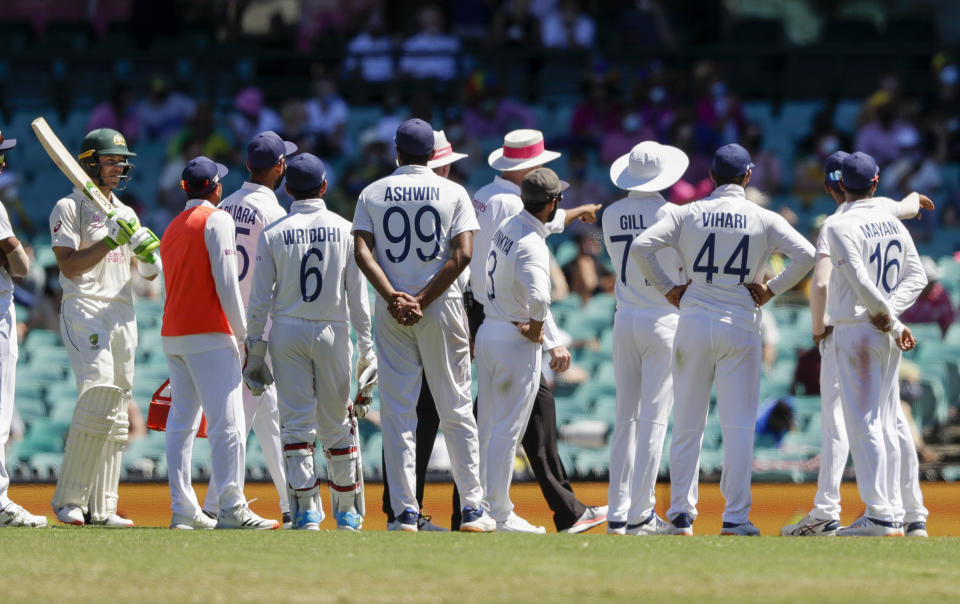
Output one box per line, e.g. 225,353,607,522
243,338,274,396
353,357,377,419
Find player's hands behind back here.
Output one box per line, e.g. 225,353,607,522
389,292,423,326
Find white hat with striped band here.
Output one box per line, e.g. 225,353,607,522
427,130,468,169
487,129,560,172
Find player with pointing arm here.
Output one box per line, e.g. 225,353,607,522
632,143,814,536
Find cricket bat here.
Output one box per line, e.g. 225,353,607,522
31,117,157,263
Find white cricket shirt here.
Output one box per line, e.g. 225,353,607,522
0,199,16,308
482,209,552,327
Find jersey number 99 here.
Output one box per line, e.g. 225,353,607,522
383,206,441,263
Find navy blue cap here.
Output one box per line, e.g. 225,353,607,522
840,151,879,190
395,118,434,156
247,131,297,170
285,153,326,192
181,156,228,196
711,143,755,178
823,150,850,191
0,130,15,151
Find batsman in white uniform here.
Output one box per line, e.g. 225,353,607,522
203,130,294,525
633,144,814,535
782,151,932,537
818,152,927,537
0,132,47,527
602,142,687,535
49,128,161,527
161,157,277,530
353,118,494,532
476,168,567,534
245,153,375,531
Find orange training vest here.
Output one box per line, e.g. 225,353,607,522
160,205,234,337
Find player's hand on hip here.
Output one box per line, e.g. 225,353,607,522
665,279,691,308
744,282,774,307
869,312,892,332
577,204,602,224
516,321,543,344
548,345,571,373
812,324,833,346
895,325,916,351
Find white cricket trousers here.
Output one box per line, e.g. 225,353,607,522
607,307,677,526
832,322,902,522
165,345,246,516
476,319,541,523
667,310,761,525
203,381,288,515
270,318,354,458
375,296,484,517
812,332,927,523
0,304,17,508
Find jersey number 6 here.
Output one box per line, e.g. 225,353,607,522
383,206,441,263
300,247,323,302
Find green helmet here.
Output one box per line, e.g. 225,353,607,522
78,128,136,189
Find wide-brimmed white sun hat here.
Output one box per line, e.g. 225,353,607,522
427,130,468,169
610,141,689,192
487,129,561,172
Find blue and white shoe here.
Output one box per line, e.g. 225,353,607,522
665,513,694,536
295,510,322,531
905,521,928,538
335,511,363,531
387,508,419,532
836,516,903,537
607,520,628,535
720,521,761,536
628,511,672,535
460,506,495,532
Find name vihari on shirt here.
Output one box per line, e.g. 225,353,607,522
702,212,748,229
492,229,514,255
383,186,441,202
858,220,902,239
282,227,342,245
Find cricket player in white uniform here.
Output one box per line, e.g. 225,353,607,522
49,128,161,527
202,130,294,526
161,156,276,530
477,168,567,534
0,132,47,527
633,143,815,536
245,153,375,531
602,142,687,535
466,129,607,534
817,152,926,537
353,118,494,532
782,151,932,537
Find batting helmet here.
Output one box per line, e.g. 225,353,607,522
78,128,136,190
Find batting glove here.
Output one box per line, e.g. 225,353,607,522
128,226,161,262
137,254,161,279
243,338,273,396
103,212,133,249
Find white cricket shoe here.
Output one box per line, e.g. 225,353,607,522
0,502,48,527
720,521,761,536
780,514,839,537
607,520,627,535
562,505,608,534
836,516,903,537
627,512,672,536
170,511,216,530
88,513,134,528
496,513,546,534
55,504,85,526
460,506,496,533
215,504,280,530
905,521,928,538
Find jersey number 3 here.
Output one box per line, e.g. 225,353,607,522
693,233,750,284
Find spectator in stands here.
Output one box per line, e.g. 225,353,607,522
569,78,621,152
791,345,821,396
926,55,960,162
339,127,395,200
599,109,656,165
617,0,675,49
345,11,395,83
155,138,203,226
491,0,542,47
167,103,234,165
138,76,196,141
755,397,795,447
87,85,140,145
693,64,746,151
854,100,919,167
305,76,349,156
228,86,283,149
633,73,678,142
793,122,852,208
26,266,63,334
741,123,782,194
463,72,537,138
280,98,315,155
559,150,609,230
562,231,615,305
540,0,596,49
901,256,956,337
399,5,462,81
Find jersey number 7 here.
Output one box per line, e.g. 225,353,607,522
692,233,750,284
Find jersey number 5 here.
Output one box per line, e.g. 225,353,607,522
693,233,750,284
383,206,441,263
300,248,323,302
235,226,250,281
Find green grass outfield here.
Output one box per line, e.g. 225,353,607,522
2,529,958,603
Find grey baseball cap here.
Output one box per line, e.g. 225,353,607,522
521,167,569,205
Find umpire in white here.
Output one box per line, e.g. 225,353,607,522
245,153,374,531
